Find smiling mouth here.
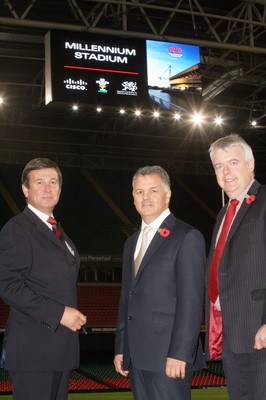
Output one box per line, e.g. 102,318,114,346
224,177,235,183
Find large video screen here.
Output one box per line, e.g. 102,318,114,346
45,30,148,108
45,31,201,111
146,40,201,111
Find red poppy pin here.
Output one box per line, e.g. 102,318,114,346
158,228,170,237
245,193,256,204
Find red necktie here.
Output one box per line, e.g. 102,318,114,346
208,199,239,303
47,216,65,242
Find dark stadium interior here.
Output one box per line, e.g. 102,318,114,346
1,0,266,395
0,1,266,241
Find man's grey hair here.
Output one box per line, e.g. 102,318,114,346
209,134,254,163
132,165,171,192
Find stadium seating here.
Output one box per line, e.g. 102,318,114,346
0,352,226,394
0,299,9,331
0,285,121,330
78,285,121,330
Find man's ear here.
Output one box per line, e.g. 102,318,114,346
22,184,29,198
247,159,255,173
166,190,171,205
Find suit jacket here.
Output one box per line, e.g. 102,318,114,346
115,213,206,373
0,207,80,371
205,180,266,358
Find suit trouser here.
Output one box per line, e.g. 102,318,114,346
129,363,192,400
9,370,71,400
222,338,266,400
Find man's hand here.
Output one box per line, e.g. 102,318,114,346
60,306,87,331
254,324,266,350
166,357,187,379
114,354,129,377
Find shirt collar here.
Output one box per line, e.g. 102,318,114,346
141,208,171,230
28,204,54,226
235,178,255,204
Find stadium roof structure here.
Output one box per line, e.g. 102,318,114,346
0,0,266,175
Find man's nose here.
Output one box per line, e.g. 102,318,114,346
223,164,231,174
142,191,150,199
44,183,52,190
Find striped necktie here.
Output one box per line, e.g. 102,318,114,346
47,216,65,242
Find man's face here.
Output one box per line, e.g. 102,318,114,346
22,168,61,215
212,145,254,199
133,174,171,224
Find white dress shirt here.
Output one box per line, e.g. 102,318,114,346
134,208,171,260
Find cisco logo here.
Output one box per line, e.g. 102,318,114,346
64,78,88,91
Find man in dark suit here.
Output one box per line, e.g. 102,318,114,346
205,134,266,400
114,165,205,400
0,158,87,400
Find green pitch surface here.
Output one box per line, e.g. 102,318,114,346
0,388,229,400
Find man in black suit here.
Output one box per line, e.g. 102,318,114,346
0,158,87,400
114,165,205,400
205,134,266,400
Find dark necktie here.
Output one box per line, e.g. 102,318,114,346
208,199,239,303
134,225,152,276
47,216,65,243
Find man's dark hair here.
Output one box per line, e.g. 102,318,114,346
22,158,63,188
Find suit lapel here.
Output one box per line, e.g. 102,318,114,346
208,181,260,265
23,207,78,261
129,232,139,281
225,180,260,244
215,181,260,247
134,214,176,280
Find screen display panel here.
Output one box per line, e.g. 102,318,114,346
45,30,148,108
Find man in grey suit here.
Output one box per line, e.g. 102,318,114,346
205,134,266,400
0,158,87,400
114,165,205,400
